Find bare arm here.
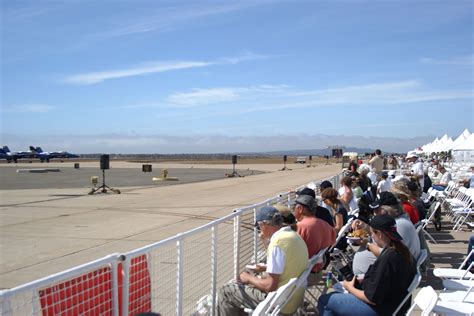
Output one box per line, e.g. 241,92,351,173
334,213,344,232
239,271,280,293
367,242,381,257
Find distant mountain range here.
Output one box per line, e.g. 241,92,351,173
79,146,383,160
262,146,378,156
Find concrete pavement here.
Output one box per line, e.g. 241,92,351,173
0,161,342,289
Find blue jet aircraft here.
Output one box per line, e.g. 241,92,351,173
1,146,36,163
29,146,79,162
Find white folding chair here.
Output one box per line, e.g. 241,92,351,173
245,277,298,316
302,248,329,309
416,202,440,244
439,287,474,304
433,250,474,280
443,279,474,291
406,286,438,315
406,286,474,316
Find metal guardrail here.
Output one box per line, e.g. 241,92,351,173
0,172,343,316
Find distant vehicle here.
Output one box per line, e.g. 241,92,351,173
29,146,79,162
1,146,35,163
295,156,306,164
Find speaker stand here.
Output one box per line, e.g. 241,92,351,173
89,170,121,194
226,162,243,177
280,160,292,171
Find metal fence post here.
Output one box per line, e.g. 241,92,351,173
112,257,121,316
233,214,241,280
211,226,218,316
121,257,130,316
177,239,184,316
252,208,258,263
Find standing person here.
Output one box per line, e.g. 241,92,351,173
217,206,308,316
406,152,425,189
292,195,336,285
318,215,417,316
389,155,399,170
368,149,384,177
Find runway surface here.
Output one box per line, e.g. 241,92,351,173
0,165,262,190
0,161,341,288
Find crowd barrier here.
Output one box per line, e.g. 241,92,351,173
0,172,343,316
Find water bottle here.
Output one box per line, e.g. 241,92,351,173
326,271,332,287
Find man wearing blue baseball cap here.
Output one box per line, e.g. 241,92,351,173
217,206,308,315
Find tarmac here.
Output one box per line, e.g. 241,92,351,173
0,160,341,289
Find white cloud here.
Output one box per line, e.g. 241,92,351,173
2,104,54,113
420,54,474,66
97,3,267,38
166,84,287,108
167,88,241,107
153,80,472,113
64,53,268,85
64,61,211,85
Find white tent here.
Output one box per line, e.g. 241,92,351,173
446,128,471,151
412,129,472,156
452,134,474,162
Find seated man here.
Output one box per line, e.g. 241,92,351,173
432,166,452,191
292,195,336,285
217,206,308,316
297,187,334,227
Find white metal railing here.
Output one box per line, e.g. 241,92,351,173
0,172,343,316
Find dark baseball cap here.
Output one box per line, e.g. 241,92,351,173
255,206,282,226
369,215,403,241
320,180,333,190
369,192,399,210
296,187,316,198
292,195,316,212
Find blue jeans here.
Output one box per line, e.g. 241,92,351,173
318,292,378,316
432,185,446,191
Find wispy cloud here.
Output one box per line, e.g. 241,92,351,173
1,104,54,113
420,54,474,66
166,84,288,107
97,2,267,38
152,80,472,112
64,53,268,85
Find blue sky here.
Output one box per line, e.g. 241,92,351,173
1,0,473,153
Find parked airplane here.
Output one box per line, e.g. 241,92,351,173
1,146,36,163
29,146,79,162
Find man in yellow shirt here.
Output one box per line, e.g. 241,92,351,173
217,206,308,315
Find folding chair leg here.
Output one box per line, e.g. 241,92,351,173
424,230,437,244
